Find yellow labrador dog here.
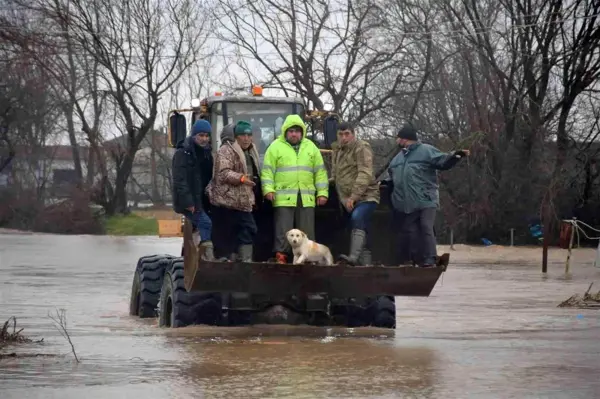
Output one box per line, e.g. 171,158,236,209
286,228,334,266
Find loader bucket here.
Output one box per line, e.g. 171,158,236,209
183,253,449,298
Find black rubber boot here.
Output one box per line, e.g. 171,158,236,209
238,244,253,263
338,229,367,266
200,241,215,261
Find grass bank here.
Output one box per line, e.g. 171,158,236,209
104,213,158,236
103,208,179,236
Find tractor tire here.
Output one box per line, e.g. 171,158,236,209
158,258,223,328
129,254,173,318
367,296,396,329
331,296,396,329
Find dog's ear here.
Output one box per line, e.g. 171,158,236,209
301,231,307,238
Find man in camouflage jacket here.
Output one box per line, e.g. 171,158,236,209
331,121,380,265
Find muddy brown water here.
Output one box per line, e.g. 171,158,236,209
1,234,599,398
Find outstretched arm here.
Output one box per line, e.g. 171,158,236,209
429,146,469,171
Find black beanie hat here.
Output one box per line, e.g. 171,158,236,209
397,124,418,141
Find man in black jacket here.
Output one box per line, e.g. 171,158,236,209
172,119,215,260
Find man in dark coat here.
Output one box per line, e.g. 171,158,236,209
388,124,470,267
171,118,215,260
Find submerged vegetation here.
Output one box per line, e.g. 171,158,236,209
558,283,600,309
1,317,31,347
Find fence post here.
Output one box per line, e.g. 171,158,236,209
510,228,515,246
450,229,454,250
574,217,579,248
565,221,575,274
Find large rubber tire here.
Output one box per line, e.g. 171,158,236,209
368,296,396,329
158,258,223,328
129,254,173,318
331,295,396,329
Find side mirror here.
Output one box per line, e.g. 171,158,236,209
322,115,338,148
169,112,187,148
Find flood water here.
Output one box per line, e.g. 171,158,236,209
1,233,599,398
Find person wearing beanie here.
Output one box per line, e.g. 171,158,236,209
205,120,260,262
387,123,470,267
171,118,215,260
330,121,380,266
261,114,329,264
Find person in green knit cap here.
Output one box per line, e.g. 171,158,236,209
206,120,261,262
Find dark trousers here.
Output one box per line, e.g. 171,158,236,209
273,194,315,253
212,206,257,256
182,209,212,241
393,208,437,265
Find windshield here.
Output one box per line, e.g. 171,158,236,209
211,101,305,155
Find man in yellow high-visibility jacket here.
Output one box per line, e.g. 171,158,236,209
261,114,329,264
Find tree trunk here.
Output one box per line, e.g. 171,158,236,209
111,154,135,215
150,134,163,205
86,149,96,188
64,106,83,184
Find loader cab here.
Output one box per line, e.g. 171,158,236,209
168,89,339,163
202,98,306,162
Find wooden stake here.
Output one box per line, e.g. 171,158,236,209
542,207,549,274
542,232,549,273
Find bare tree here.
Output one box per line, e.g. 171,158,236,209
16,0,214,214
216,0,437,128
0,34,62,198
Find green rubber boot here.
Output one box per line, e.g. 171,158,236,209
338,229,367,266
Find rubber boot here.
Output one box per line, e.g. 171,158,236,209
275,252,287,264
238,244,253,263
338,229,367,266
358,248,372,266
200,241,215,261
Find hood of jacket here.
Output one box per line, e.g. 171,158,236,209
278,114,307,142
220,123,236,144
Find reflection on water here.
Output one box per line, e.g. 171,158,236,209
1,233,600,398
176,339,437,398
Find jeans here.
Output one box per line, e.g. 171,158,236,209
349,201,377,248
393,208,437,265
183,209,212,242
349,201,377,232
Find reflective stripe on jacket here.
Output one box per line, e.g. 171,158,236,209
261,114,329,207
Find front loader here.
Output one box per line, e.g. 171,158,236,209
129,86,450,328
